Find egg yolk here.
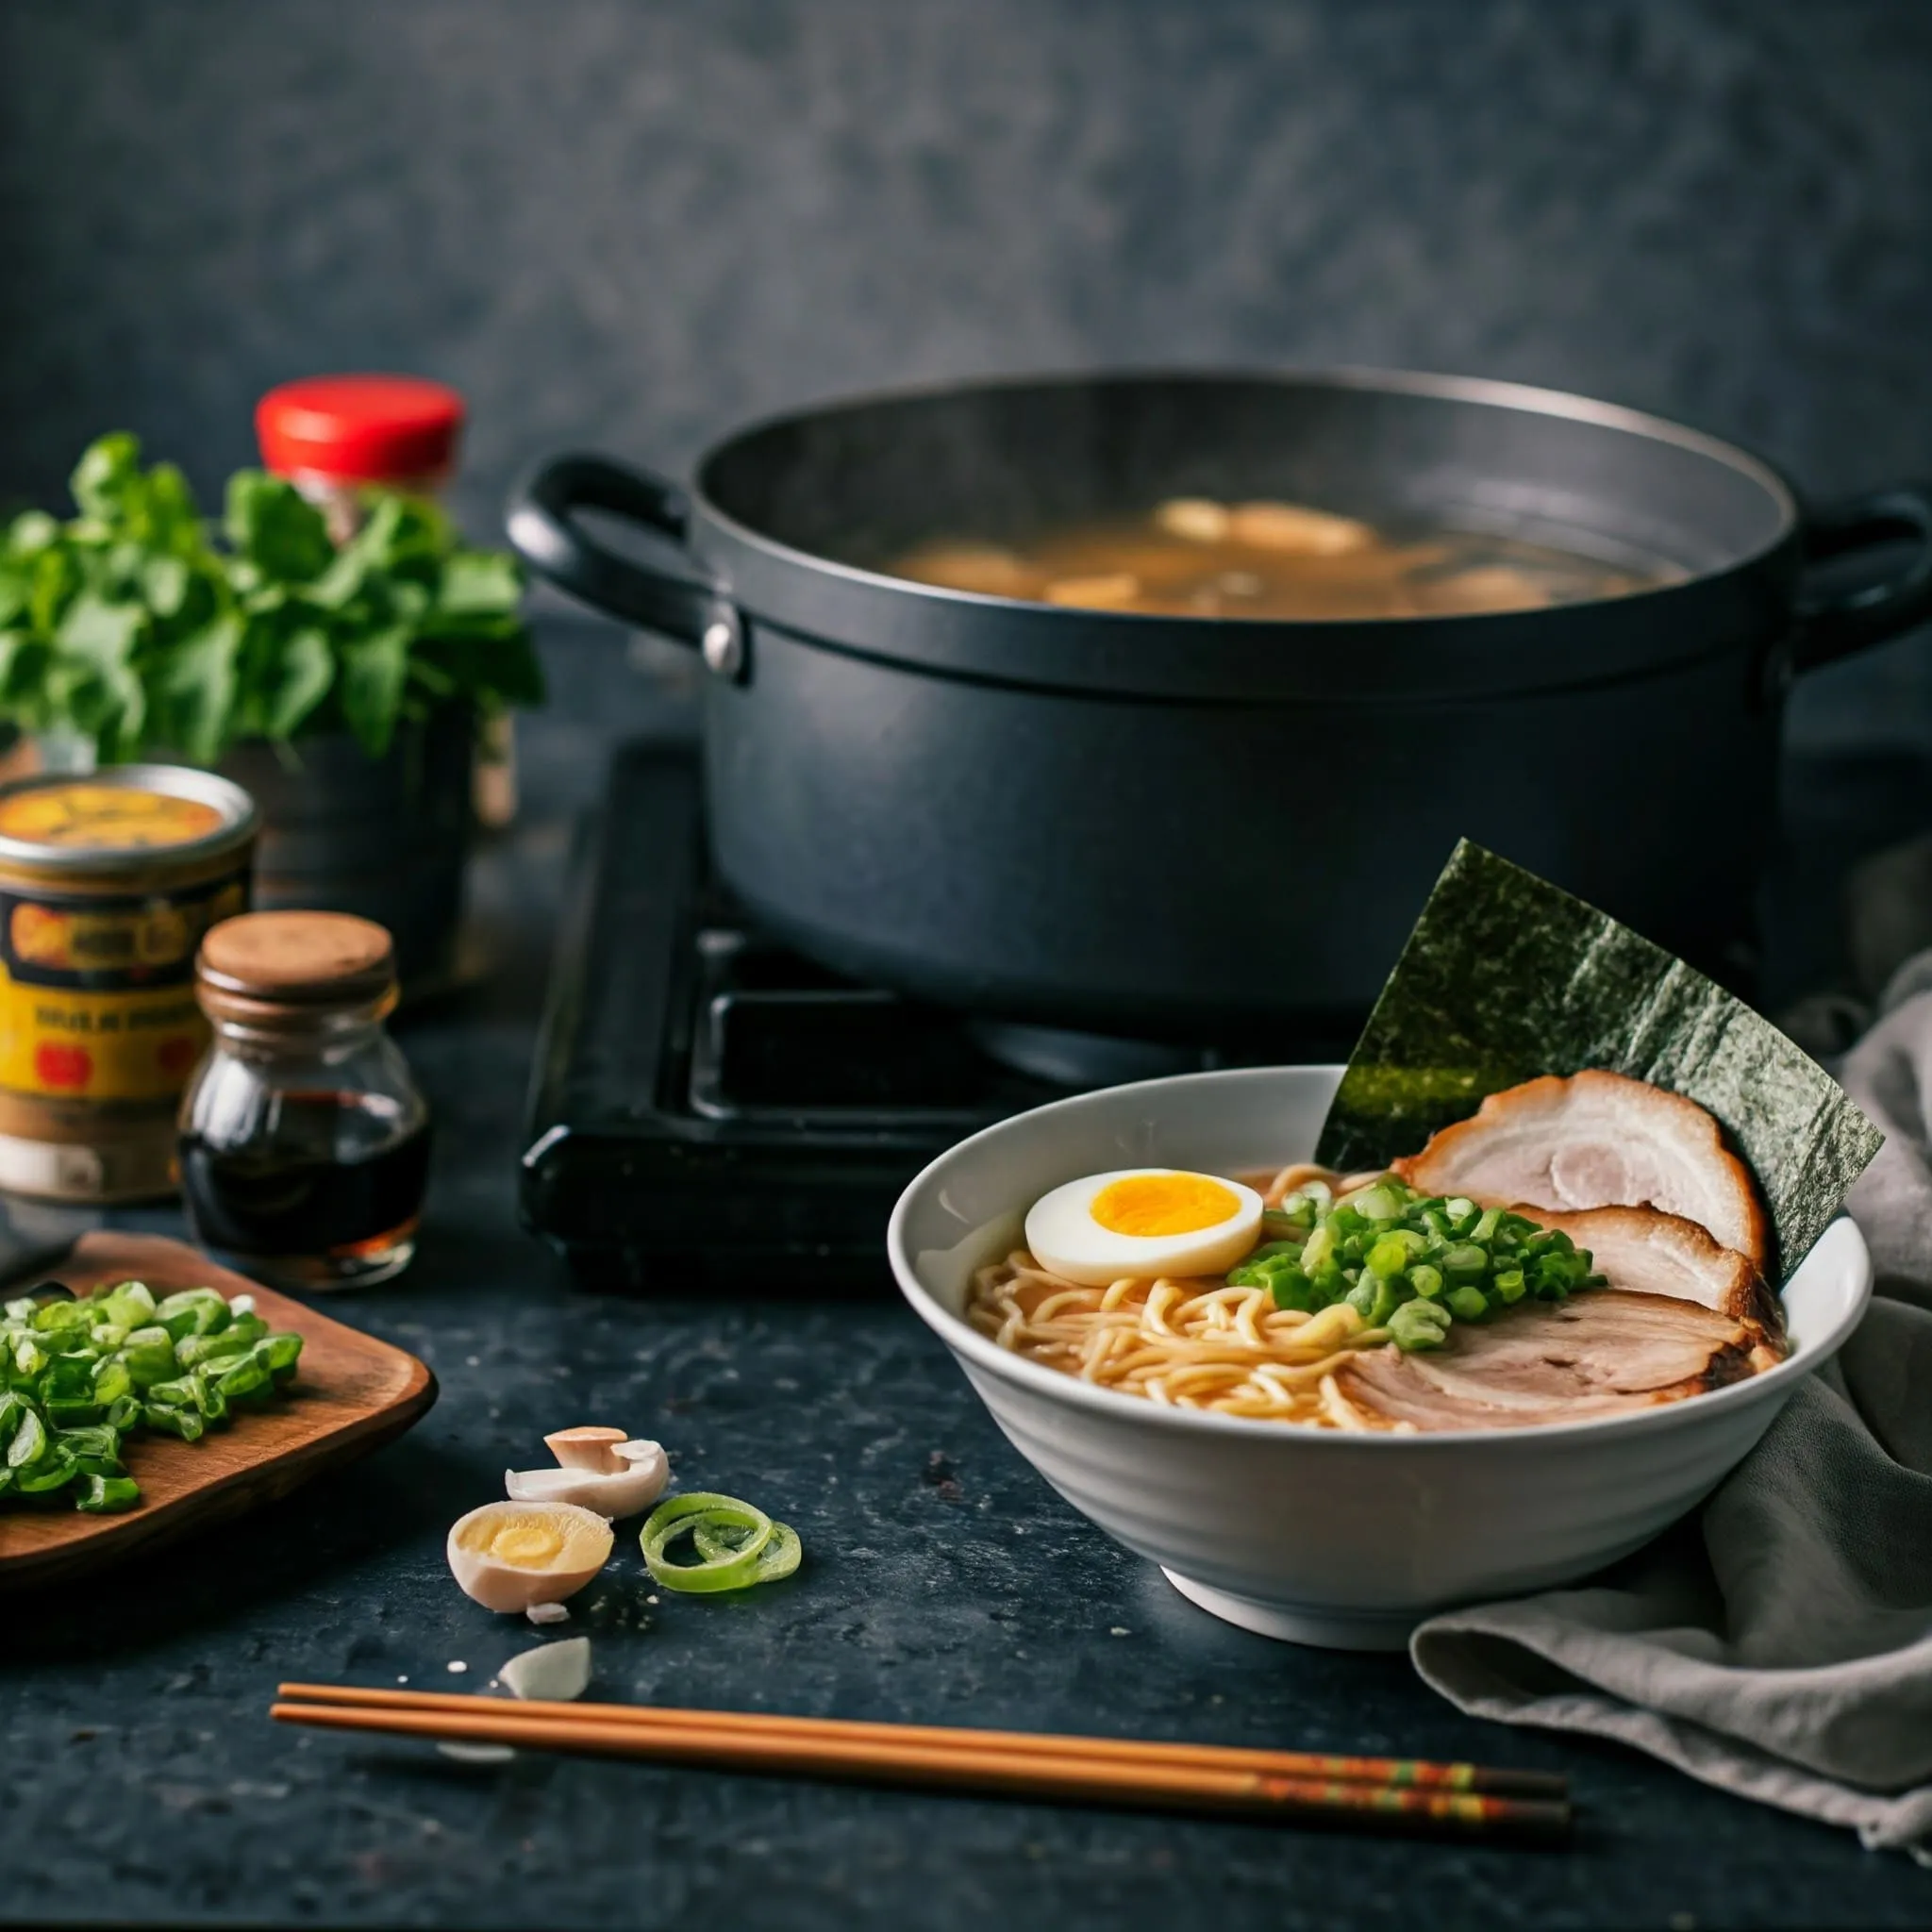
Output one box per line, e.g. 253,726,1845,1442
491,1523,565,1567
1091,1172,1240,1238
455,1507,591,1570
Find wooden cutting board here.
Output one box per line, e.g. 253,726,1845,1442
0,1230,436,1594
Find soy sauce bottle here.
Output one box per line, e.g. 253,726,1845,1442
179,912,430,1289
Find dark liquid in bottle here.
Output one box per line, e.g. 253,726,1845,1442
181,1092,431,1260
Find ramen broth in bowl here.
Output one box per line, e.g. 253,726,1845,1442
887,1064,1871,1649
889,497,1670,619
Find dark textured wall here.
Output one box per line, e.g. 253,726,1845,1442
4,0,1931,744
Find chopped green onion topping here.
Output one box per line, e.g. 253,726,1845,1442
1348,1185,1401,1223
1224,1177,1601,1351
1388,1298,1453,1352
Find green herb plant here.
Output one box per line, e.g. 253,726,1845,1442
1226,1177,1605,1352
0,434,542,766
1,1278,303,1512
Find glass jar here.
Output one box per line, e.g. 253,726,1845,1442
255,374,463,544
255,373,516,828
178,911,431,1290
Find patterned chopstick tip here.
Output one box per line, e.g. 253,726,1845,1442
1257,1777,1569,1833
1309,1755,1476,1789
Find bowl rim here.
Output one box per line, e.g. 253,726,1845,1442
886,1062,1874,1449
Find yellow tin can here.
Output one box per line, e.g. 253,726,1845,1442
0,766,256,1201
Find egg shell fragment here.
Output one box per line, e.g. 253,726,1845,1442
505,1439,671,1519
544,1425,629,1471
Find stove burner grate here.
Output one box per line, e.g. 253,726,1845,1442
521,741,1360,1291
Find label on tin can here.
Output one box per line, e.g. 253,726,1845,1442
0,770,257,1200
0,872,248,1100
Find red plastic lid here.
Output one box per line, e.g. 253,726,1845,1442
256,375,465,483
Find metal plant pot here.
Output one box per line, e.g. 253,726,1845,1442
219,707,474,993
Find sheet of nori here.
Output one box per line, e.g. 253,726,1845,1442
1314,840,1883,1283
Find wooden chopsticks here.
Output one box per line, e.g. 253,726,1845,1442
273,1683,1571,1840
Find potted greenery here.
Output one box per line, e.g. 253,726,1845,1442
0,435,541,987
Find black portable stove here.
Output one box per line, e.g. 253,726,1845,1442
522,742,1360,1291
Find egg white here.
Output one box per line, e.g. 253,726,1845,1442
1024,1168,1263,1288
445,1499,613,1613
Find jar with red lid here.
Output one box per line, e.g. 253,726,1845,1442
254,374,516,827
255,375,464,543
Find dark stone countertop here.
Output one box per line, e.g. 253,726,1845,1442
1,625,1926,1932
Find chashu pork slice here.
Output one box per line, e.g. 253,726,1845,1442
1512,1203,1782,1346
1338,1288,1762,1432
1390,1071,1771,1274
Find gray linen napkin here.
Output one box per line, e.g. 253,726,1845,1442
1410,988,1932,1860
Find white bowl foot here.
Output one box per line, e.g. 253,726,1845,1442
1161,1569,1417,1652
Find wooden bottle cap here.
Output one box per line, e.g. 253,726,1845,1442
197,911,396,1023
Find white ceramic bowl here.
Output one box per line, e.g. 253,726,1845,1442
888,1064,1872,1650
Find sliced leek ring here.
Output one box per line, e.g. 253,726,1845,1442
694,1515,802,1584
641,1491,801,1593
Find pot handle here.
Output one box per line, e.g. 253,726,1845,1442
505,453,743,673
1791,484,1932,675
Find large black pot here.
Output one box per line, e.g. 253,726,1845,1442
508,370,1932,1041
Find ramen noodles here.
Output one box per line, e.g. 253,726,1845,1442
966,1074,1787,1433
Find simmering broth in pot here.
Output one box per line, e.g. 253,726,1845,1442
889,497,1668,619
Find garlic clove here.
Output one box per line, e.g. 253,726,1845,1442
446,1500,613,1613
505,1440,669,1520
544,1425,628,1473
500,1635,591,1702
438,1636,593,1764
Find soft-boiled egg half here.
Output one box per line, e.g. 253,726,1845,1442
447,1499,614,1612
1024,1168,1263,1286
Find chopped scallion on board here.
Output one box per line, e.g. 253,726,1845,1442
0,1281,302,1511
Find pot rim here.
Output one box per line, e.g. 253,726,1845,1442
691,362,1802,627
